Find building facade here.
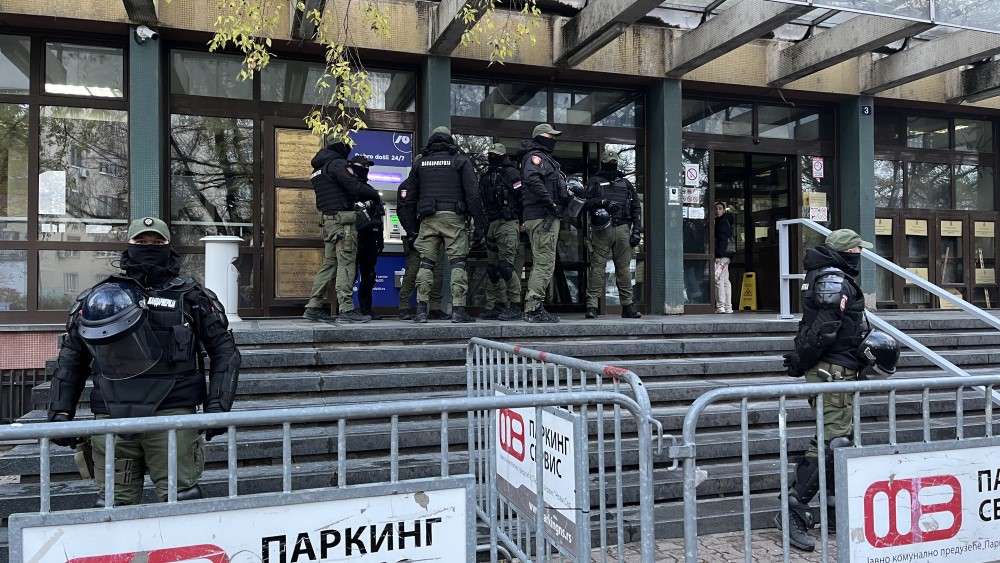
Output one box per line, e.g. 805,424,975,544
1,0,999,323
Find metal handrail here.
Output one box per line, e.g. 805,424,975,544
777,218,1000,404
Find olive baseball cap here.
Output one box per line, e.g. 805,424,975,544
532,123,562,137
826,228,872,251
488,143,507,155
601,149,618,163
127,217,171,242
431,126,451,136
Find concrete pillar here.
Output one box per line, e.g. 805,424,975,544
128,28,162,219
419,56,454,307
838,96,876,296
648,79,686,314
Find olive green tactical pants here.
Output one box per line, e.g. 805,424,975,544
484,219,521,308
586,224,634,308
513,233,532,303
306,211,359,312
803,362,858,458
524,217,560,312
91,407,205,505
399,236,444,310
415,212,471,307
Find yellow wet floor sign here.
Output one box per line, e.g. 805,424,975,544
739,272,757,311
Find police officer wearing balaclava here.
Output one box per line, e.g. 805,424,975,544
405,126,485,323
349,155,386,320
479,143,523,321
304,140,380,324
582,149,642,319
516,123,567,323
776,228,871,551
47,217,240,506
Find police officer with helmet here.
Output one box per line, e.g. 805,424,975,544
47,217,240,506
582,149,643,319
777,228,898,551
304,140,380,324
403,126,486,323
479,143,523,321
517,123,568,323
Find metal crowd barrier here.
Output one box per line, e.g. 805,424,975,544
466,337,664,563
669,374,1000,563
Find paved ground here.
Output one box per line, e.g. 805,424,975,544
592,531,839,562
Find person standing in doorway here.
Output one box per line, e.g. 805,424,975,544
714,202,736,314
304,141,380,324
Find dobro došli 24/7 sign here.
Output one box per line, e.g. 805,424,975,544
837,438,1000,562
11,477,475,563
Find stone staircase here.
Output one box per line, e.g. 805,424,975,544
3,311,1000,558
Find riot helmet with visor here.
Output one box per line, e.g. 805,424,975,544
857,329,900,378
79,283,160,380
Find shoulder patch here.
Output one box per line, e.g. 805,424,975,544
400,188,407,199
531,155,542,166
512,181,522,190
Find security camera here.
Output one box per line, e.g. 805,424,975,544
134,25,159,44
752,138,761,145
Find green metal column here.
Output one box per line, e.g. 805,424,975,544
648,79,686,314
419,56,451,144
838,96,876,295
128,28,162,220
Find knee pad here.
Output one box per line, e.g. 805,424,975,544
419,258,436,271
498,260,514,281
487,264,500,283
450,257,467,271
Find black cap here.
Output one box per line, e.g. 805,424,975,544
350,155,375,166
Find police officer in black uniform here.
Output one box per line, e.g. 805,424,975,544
402,126,485,324
479,143,523,321
777,228,872,551
582,149,643,319
304,141,380,324
47,217,240,506
349,155,386,320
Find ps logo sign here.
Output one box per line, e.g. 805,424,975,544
393,134,412,153
498,408,526,462
863,475,962,547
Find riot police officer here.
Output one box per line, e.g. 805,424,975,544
304,141,380,324
517,123,568,323
479,143,523,321
396,178,446,319
403,126,485,323
350,155,385,320
47,217,240,506
582,150,642,319
777,228,874,551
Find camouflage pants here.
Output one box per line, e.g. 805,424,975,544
585,224,634,308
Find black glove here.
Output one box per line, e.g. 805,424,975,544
603,200,621,213
547,203,560,217
202,402,228,442
473,223,486,244
49,413,81,448
782,352,803,378
405,233,417,248
629,229,641,247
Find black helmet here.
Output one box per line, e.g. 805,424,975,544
566,177,586,198
857,329,900,377
591,208,612,230
79,283,159,379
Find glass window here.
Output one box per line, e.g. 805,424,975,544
553,89,642,128
0,249,27,311
906,116,949,149
364,70,416,111
44,43,124,98
170,50,251,100
681,99,752,136
955,165,995,211
450,79,546,121
907,162,951,209
758,105,833,141
874,112,906,146
801,155,834,224
169,114,255,246
955,119,993,153
37,249,120,310
874,160,904,208
38,106,129,242
262,60,326,105
683,259,710,304
0,35,30,95
0,104,29,242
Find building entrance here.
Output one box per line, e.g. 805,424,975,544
714,152,793,312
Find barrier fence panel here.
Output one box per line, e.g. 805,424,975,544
466,337,663,563
669,374,1000,563
3,381,653,563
